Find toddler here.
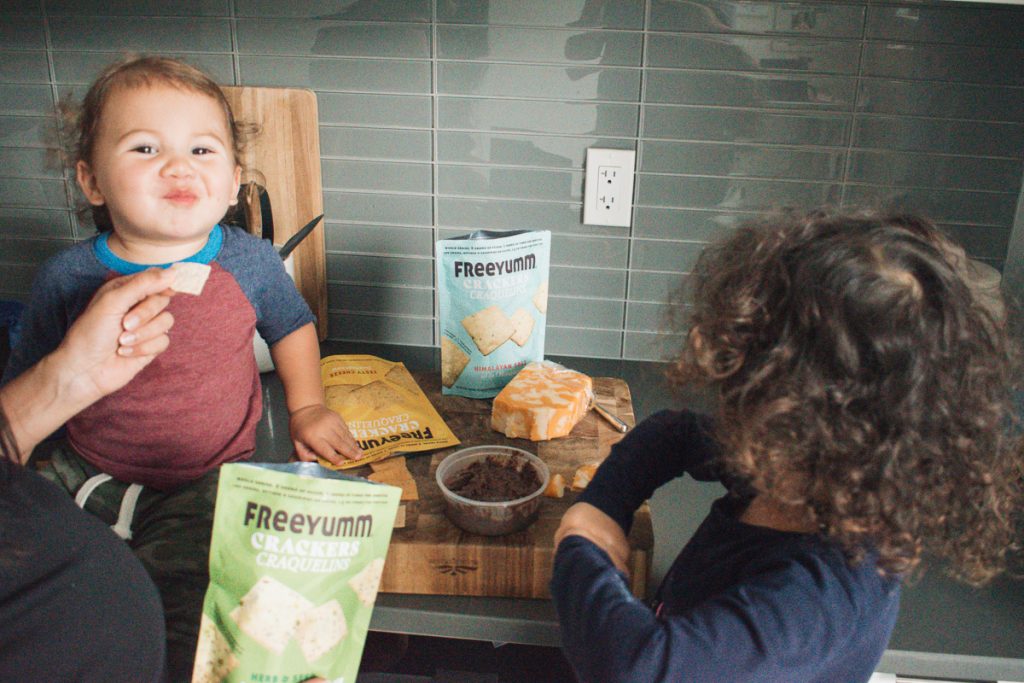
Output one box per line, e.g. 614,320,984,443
3,55,361,679
552,209,1022,682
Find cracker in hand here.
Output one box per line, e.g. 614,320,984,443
168,261,212,296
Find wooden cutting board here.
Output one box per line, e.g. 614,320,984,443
221,86,328,340
374,373,653,599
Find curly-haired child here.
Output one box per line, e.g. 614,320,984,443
2,55,362,679
552,208,1022,683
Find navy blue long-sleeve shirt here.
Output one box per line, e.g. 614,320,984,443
550,410,900,683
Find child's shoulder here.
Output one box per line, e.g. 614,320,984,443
216,223,279,260
24,237,107,310
35,236,106,286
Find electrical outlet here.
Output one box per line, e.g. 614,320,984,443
584,148,635,227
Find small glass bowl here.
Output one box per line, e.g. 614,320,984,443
435,445,549,536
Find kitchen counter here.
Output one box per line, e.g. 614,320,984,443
254,342,1024,682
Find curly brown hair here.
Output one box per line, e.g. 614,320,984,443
668,208,1022,585
61,55,249,232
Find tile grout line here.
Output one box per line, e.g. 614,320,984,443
228,0,240,85
39,0,75,238
621,0,651,360
839,2,869,210
431,0,440,348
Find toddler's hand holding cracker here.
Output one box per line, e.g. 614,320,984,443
290,404,363,466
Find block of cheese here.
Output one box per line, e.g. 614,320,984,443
491,361,593,441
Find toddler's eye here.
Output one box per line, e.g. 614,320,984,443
132,145,156,154
192,147,214,156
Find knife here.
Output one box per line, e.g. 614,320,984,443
277,213,324,260
589,395,629,433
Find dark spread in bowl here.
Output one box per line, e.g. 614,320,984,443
445,455,541,502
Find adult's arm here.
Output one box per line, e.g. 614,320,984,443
1,268,175,460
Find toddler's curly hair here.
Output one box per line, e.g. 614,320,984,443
669,208,1022,585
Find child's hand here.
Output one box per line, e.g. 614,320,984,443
555,502,631,576
289,404,363,466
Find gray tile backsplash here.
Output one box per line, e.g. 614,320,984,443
236,19,432,58
2,0,1023,362
235,0,431,22
43,0,228,15
0,51,50,83
0,85,54,116
642,106,850,145
317,93,432,128
52,51,237,86
437,0,644,29
437,26,643,66
864,4,1024,46
321,127,432,162
47,16,231,51
0,18,45,50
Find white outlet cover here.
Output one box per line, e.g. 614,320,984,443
584,148,636,227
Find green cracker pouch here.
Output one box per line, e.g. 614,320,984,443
192,462,400,683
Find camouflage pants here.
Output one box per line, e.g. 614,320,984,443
37,440,219,683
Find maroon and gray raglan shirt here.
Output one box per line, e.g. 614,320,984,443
3,224,314,490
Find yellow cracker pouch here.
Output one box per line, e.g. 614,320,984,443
320,355,459,469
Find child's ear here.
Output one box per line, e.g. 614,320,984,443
228,164,242,206
76,160,106,206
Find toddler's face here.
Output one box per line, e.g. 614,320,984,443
76,83,241,251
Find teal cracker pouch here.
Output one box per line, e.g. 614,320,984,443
192,462,401,683
436,230,551,399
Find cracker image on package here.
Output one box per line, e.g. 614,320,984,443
509,308,535,347
441,336,471,388
532,280,548,314
230,576,312,654
193,614,238,683
462,305,516,355
192,462,400,683
294,599,348,662
324,383,359,403
437,230,551,398
335,380,414,415
349,557,386,606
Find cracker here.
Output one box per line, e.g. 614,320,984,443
294,599,348,663
231,576,313,654
461,305,515,356
384,364,421,395
543,472,567,499
348,557,385,606
369,456,408,474
192,613,238,683
509,308,535,347
168,261,212,296
441,336,470,388
368,470,419,501
393,504,407,528
532,280,548,314
368,457,418,501
571,462,599,491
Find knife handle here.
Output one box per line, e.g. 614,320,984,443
592,401,629,433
